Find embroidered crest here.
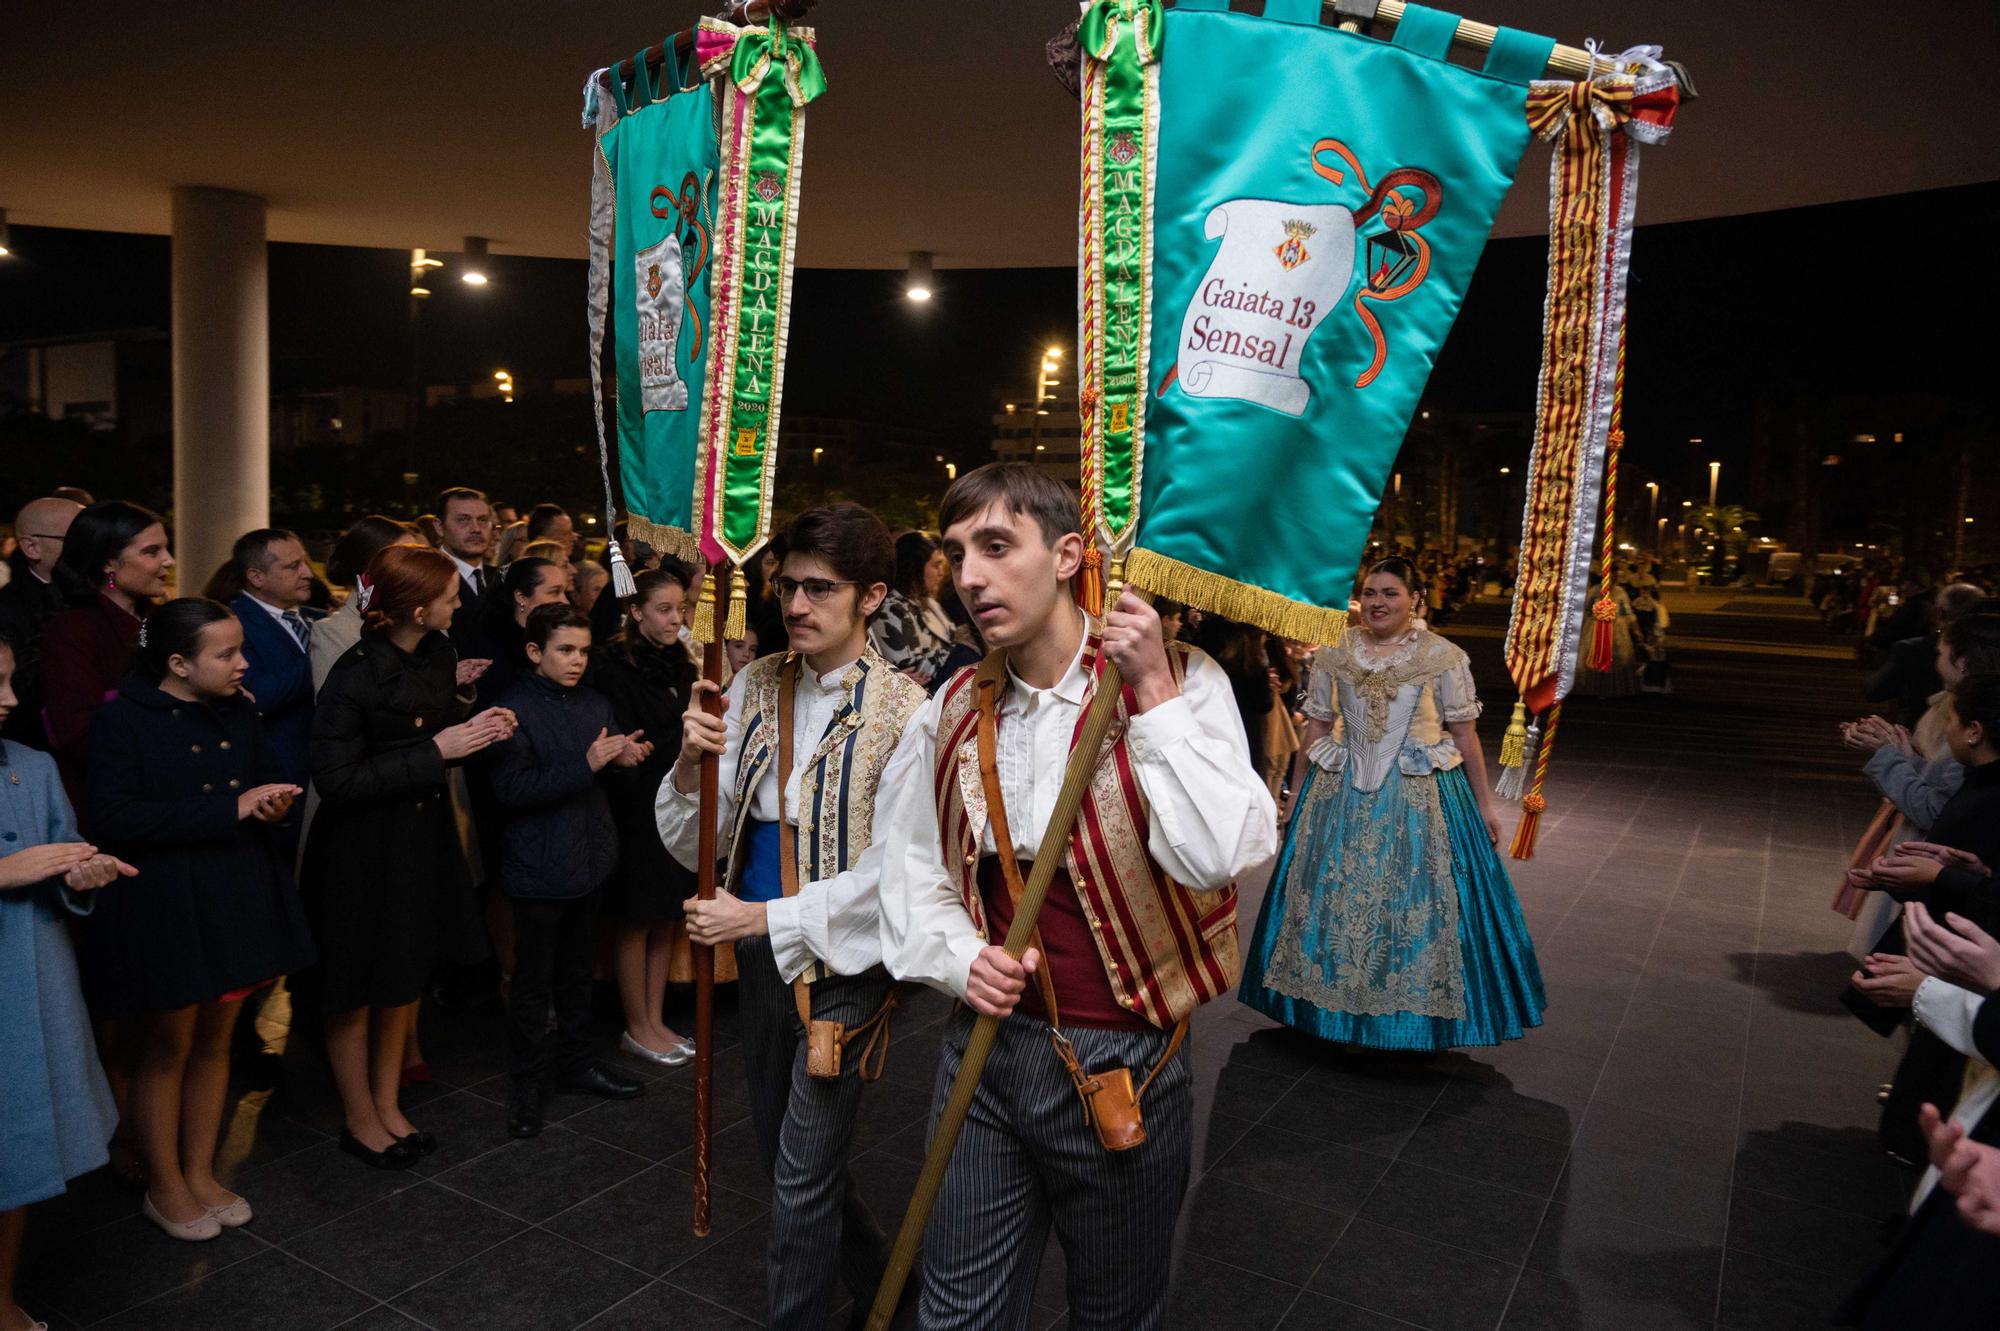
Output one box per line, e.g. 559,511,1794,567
754,170,782,203
646,263,664,300
1274,218,1316,270
1109,130,1138,166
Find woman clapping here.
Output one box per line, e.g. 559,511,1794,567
302,546,515,1170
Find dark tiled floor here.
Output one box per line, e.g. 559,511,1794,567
18,596,1907,1330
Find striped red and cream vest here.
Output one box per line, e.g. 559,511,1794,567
931,633,1241,1029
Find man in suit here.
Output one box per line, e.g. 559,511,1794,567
0,495,83,748
437,487,500,652
230,528,322,863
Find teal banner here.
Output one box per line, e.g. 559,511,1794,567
600,46,718,556
1130,3,1551,640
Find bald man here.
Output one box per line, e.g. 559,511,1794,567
0,497,84,747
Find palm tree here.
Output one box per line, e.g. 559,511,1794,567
1687,503,1760,582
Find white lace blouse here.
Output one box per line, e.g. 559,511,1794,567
1303,628,1482,793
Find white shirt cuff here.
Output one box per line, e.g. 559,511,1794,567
1126,693,1199,760
942,935,983,1001
765,894,813,983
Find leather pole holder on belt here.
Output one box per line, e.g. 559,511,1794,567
973,671,1187,1153
777,656,900,1083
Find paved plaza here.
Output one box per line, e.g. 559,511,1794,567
19,591,1904,1331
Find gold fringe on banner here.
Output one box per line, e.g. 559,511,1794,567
624,515,704,566
1125,548,1350,645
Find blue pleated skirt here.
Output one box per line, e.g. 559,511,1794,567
1239,763,1546,1051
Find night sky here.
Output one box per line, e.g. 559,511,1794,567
2,179,1994,511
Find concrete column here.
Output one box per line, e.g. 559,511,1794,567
171,187,269,591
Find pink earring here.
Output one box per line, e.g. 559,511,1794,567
105,571,116,592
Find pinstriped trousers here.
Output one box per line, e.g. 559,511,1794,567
737,935,897,1331
918,1005,1193,1331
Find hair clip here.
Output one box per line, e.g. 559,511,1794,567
356,574,376,611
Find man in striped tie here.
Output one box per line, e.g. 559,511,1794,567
231,528,324,864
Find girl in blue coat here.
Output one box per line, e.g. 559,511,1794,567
85,599,312,1242
0,635,133,1331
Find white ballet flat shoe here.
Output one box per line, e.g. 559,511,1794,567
620,1031,693,1067
206,1194,253,1228
143,1193,222,1242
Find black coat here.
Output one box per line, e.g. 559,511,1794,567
299,629,477,1012
588,634,697,906
82,680,315,1015
1864,635,1942,727
1841,998,2000,1328
487,674,621,900
0,564,64,749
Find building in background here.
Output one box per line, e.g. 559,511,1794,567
0,328,171,441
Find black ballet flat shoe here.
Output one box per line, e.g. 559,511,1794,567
339,1128,417,1170
555,1063,645,1101
395,1130,438,1157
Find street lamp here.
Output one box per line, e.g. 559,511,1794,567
1029,344,1063,458
494,369,514,403
409,247,442,298
1646,481,1659,530
812,446,824,466
0,208,12,258
1708,461,1720,508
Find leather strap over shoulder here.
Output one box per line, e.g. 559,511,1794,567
775,656,816,1032
973,664,1063,1029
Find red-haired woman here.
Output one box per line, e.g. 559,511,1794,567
301,545,516,1168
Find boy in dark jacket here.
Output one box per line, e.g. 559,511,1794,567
490,605,653,1137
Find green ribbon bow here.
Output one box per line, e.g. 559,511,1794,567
1079,0,1164,65
729,18,827,106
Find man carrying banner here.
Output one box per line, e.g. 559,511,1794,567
855,462,1275,1330
656,502,927,1331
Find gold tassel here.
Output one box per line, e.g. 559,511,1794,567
689,576,721,645
1496,716,1537,802
1498,700,1528,769
1125,547,1351,644
726,581,747,642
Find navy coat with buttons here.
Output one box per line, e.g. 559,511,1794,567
82,678,316,1016
487,673,622,900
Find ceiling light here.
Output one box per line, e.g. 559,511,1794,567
462,235,489,286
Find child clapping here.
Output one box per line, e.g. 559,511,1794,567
489,604,653,1137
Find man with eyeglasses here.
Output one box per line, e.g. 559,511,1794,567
0,496,84,748
656,502,928,1331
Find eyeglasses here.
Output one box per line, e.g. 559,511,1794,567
774,577,857,604
21,532,66,542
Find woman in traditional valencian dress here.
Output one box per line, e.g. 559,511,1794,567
1240,557,1546,1051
